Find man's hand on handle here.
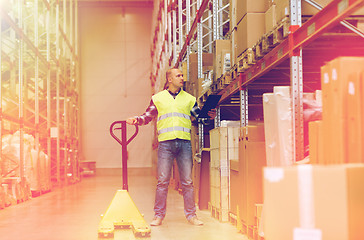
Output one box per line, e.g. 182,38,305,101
126,117,138,125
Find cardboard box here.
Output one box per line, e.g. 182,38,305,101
309,121,319,164
185,81,196,97
264,164,364,240
245,122,265,142
230,0,238,30
362,71,364,164
245,140,266,226
326,57,364,164
265,4,276,34
237,125,266,226
308,120,323,165
347,71,363,163
320,62,331,164
230,161,241,216
230,127,246,218
236,13,265,58
182,61,187,81
236,0,270,24
189,52,213,66
189,53,213,84
210,126,240,222
213,40,231,82
231,30,238,67
228,126,240,162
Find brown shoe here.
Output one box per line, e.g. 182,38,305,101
188,216,204,226
150,216,163,226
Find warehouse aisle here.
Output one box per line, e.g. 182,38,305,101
0,172,248,240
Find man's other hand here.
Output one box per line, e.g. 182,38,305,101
126,118,138,125
208,109,217,119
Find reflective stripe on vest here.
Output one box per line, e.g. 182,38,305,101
152,89,196,141
158,126,191,135
157,112,191,122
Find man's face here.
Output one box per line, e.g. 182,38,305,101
168,69,184,88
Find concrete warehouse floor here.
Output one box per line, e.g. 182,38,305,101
0,172,248,240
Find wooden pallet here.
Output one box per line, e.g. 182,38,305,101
261,34,275,54
251,17,290,62
198,88,211,104
275,17,290,42
241,222,256,240
2,177,31,204
229,212,238,226
208,202,222,221
221,72,232,85
230,64,238,80
237,48,254,73
253,226,264,240
211,82,219,94
252,38,265,61
215,72,232,92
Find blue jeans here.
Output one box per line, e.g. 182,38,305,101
154,139,196,220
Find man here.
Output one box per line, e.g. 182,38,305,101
126,68,216,226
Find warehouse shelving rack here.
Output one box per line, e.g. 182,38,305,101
150,0,364,162
0,0,80,195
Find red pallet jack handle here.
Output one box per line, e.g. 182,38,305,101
110,121,138,191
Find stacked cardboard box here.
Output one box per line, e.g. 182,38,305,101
315,57,364,164
186,53,213,97
230,123,266,218
239,124,266,227
308,120,323,164
189,53,213,84
230,0,269,66
263,164,364,240
212,40,231,82
265,3,277,34
210,123,239,222
235,13,265,59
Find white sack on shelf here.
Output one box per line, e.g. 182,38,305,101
28,149,40,191
274,86,293,166
263,93,280,166
1,132,50,192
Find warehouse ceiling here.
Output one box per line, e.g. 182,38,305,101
78,0,154,8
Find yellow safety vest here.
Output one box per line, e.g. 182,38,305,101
152,89,196,142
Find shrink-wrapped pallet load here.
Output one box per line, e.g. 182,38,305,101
274,86,293,165
262,86,293,167
1,132,51,202
262,93,280,166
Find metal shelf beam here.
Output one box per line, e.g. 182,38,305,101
219,0,364,103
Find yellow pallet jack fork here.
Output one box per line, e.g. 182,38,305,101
98,121,151,238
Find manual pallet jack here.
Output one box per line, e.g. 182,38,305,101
98,121,151,238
